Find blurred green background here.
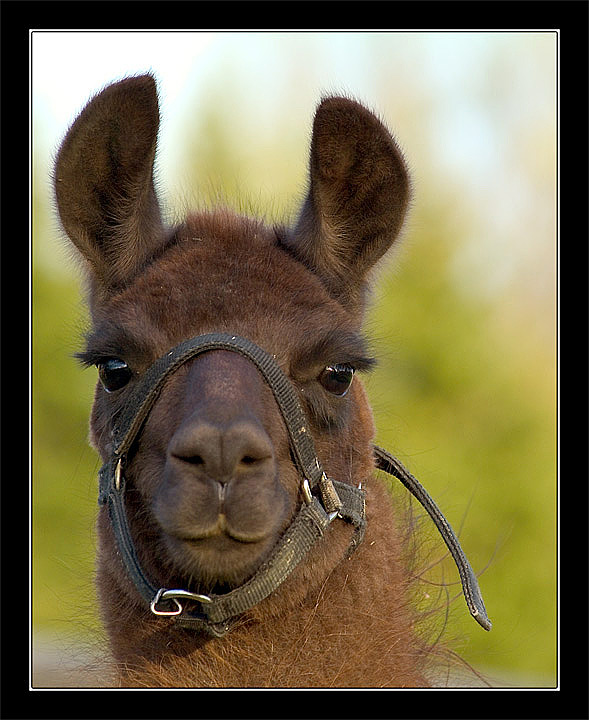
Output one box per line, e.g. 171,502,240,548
32,32,556,686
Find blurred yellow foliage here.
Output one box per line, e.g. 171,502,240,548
32,33,556,686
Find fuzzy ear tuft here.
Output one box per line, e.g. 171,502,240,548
54,74,165,295
285,96,411,310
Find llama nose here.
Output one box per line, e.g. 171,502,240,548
169,418,274,484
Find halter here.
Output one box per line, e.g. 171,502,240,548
98,332,491,636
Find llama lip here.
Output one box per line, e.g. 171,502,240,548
172,514,270,544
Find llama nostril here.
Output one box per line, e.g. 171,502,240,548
169,418,273,484
182,455,205,466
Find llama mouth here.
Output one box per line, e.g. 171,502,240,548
172,514,270,545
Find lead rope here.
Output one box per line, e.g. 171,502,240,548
374,445,491,631
97,333,490,636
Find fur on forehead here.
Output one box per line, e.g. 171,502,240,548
87,208,358,360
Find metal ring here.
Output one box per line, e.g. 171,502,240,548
150,587,213,617
150,588,183,616
159,589,212,604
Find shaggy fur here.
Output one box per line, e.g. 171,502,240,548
56,74,447,688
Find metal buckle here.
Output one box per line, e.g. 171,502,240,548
302,477,339,523
150,588,213,617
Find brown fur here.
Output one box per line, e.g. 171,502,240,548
55,75,445,687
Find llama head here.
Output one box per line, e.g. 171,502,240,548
55,75,410,606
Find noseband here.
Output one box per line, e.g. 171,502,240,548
98,332,491,636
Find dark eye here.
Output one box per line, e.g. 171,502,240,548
97,358,133,392
318,364,355,396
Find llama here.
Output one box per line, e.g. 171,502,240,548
55,74,489,688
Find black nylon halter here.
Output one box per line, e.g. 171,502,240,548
97,332,491,636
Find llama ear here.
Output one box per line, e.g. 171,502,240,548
286,96,410,309
54,74,165,293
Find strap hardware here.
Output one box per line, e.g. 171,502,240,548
114,457,123,492
318,472,343,514
151,588,213,617
302,473,342,516
302,478,313,505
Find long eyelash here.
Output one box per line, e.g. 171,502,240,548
347,356,377,374
74,350,99,367
74,349,112,368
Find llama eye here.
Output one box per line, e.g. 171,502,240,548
318,364,355,396
97,358,133,392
